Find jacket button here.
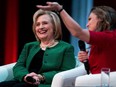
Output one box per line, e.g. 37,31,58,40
45,54,48,56
44,61,47,63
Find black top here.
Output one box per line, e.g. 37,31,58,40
28,49,45,73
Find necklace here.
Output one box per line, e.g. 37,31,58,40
40,40,58,50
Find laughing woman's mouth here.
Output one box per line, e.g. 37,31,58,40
39,30,47,34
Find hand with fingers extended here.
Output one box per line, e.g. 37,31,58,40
36,2,63,12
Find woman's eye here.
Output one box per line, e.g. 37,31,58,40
35,22,40,26
43,21,48,25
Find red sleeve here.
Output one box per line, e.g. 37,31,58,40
88,30,116,46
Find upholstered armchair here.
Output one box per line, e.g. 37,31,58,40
51,63,87,87
51,64,116,87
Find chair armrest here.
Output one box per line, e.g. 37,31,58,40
51,63,87,87
0,62,16,82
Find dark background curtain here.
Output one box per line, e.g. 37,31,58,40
0,0,6,65
0,0,18,65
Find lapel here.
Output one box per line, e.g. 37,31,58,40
26,43,41,68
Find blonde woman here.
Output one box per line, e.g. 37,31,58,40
0,9,76,87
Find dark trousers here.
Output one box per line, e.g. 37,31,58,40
0,80,38,87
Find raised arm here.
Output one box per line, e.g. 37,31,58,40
37,2,90,42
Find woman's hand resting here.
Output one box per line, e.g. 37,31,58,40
24,72,40,85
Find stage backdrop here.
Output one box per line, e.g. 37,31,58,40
4,0,19,64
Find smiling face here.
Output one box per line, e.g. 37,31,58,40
86,12,101,31
35,14,54,41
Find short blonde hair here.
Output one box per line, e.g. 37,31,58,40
32,9,62,41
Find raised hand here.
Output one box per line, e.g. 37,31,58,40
36,2,62,12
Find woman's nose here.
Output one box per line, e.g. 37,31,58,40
39,24,44,29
